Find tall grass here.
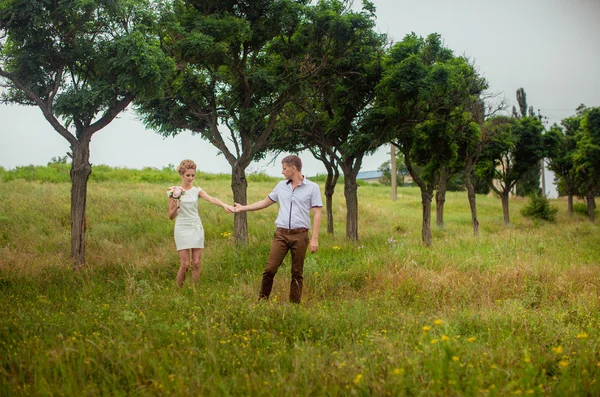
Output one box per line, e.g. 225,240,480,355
0,169,598,396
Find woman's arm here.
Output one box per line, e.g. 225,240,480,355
199,190,234,213
168,198,179,220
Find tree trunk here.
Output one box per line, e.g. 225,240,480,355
435,175,447,228
343,176,359,241
586,187,596,222
421,190,433,246
69,138,92,267
390,143,397,201
400,142,435,246
501,190,511,225
231,164,249,242
567,195,573,216
464,168,479,236
324,167,339,235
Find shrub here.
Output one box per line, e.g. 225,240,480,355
573,202,589,216
573,202,599,218
521,194,558,222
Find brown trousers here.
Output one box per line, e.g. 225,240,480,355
260,228,309,303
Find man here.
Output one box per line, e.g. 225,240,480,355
235,155,322,304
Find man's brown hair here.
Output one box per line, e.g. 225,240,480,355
281,155,302,172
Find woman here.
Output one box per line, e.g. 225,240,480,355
168,159,234,286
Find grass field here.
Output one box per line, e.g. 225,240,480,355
0,171,599,396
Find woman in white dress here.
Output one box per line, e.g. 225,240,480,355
168,159,234,286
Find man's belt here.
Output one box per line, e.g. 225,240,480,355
276,227,309,234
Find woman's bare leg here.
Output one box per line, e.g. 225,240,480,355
190,248,203,284
176,249,191,287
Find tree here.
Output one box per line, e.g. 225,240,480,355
273,0,387,241
448,94,506,236
373,33,487,246
458,97,488,236
0,0,173,266
310,147,341,234
477,115,546,225
136,0,310,242
512,87,543,197
573,107,600,221
545,110,582,215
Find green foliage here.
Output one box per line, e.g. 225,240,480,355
0,179,599,395
574,107,600,200
516,163,542,197
446,171,465,192
375,33,487,185
1,0,174,120
545,121,580,198
572,202,589,216
478,115,546,197
471,170,491,195
520,194,558,222
377,153,407,186
136,0,310,159
0,164,232,184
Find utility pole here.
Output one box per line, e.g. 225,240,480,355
391,143,397,201
541,158,546,197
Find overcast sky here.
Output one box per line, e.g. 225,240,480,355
1,0,599,179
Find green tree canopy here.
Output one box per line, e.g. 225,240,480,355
477,115,546,224
573,106,600,221
265,0,387,240
371,33,487,245
136,0,311,242
0,0,174,265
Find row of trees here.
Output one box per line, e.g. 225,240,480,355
1,0,597,266
546,105,600,220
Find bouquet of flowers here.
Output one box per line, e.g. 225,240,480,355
166,186,186,200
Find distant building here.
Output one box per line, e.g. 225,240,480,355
357,170,413,185
356,170,383,183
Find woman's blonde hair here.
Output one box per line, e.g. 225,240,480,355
177,159,197,175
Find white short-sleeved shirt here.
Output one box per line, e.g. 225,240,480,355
268,177,323,230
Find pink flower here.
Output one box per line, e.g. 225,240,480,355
172,187,183,199
167,186,186,200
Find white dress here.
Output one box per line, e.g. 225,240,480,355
174,186,205,250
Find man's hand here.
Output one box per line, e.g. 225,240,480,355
310,238,318,253
234,203,245,213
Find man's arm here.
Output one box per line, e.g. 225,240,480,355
234,197,275,212
310,206,322,253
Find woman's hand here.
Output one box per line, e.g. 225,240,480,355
168,198,179,220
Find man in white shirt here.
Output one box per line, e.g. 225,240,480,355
234,155,322,303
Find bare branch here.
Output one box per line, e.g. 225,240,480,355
0,67,76,144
